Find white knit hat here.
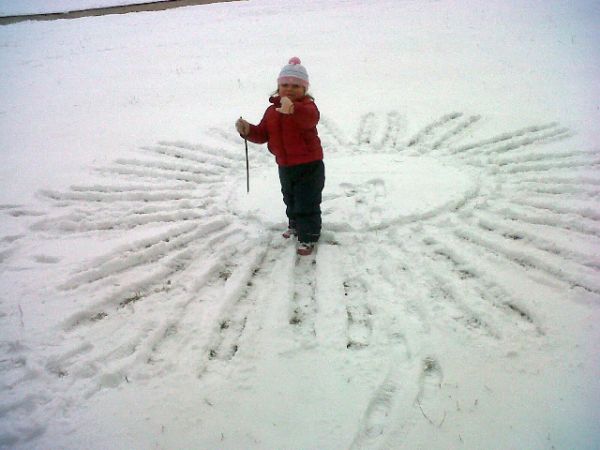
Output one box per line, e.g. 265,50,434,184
277,57,309,88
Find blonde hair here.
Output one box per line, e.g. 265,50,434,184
272,86,314,101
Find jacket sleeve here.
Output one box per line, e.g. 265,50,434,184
246,109,269,144
291,101,319,129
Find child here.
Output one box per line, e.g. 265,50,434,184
236,57,325,256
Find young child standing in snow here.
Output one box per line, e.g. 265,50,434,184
236,57,325,256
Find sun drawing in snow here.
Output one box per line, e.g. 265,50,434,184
21,111,600,445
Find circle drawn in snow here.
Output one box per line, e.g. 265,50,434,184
227,154,478,231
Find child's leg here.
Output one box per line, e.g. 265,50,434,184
278,166,296,229
293,161,325,243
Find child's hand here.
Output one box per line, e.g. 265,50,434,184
236,118,250,136
276,97,294,114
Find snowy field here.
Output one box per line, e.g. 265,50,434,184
0,0,170,16
1,0,600,449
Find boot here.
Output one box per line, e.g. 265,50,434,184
282,227,297,239
297,242,315,256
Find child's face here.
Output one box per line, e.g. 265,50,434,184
278,83,305,101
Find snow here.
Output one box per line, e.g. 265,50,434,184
230,154,479,231
1,0,600,449
0,0,169,16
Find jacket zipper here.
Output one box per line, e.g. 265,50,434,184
279,114,289,166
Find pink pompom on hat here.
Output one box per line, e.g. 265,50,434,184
277,57,309,89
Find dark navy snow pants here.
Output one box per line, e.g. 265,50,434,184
278,160,325,244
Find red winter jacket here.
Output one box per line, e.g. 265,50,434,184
246,96,323,167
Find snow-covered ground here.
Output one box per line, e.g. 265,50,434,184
0,0,170,16
1,0,599,449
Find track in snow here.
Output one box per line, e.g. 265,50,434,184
1,112,599,448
